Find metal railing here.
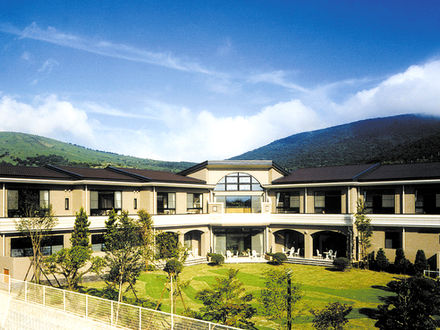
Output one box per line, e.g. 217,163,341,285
0,274,238,330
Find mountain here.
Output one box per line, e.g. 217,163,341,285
231,114,440,171
0,132,195,172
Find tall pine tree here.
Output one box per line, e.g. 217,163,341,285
71,207,90,247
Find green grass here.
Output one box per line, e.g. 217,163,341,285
86,263,401,329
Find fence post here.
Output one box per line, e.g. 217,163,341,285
139,306,142,330
24,281,28,302
63,290,66,311
43,285,46,306
85,294,88,319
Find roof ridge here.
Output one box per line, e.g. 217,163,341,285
45,164,83,179
106,166,151,181
352,163,381,180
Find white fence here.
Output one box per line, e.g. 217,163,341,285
0,275,238,330
424,270,440,278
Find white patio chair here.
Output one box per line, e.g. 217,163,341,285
294,248,300,257
332,251,337,260
226,250,232,259
316,249,322,258
288,248,295,258
187,250,193,259
326,249,332,259
252,250,258,258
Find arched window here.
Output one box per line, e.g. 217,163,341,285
214,172,263,191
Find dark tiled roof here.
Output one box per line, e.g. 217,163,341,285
51,165,143,182
273,164,378,184
358,162,440,181
111,167,206,184
0,164,73,180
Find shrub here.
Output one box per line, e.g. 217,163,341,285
311,302,353,330
267,252,288,265
163,258,183,276
393,248,413,275
375,248,390,272
208,253,224,265
333,257,350,271
414,249,428,276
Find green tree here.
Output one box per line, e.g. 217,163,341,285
156,231,179,259
100,210,146,303
70,207,90,247
375,277,440,329
15,205,58,283
44,208,96,289
414,249,428,276
194,269,256,329
259,268,302,328
311,302,353,330
375,248,390,272
137,210,155,269
354,199,372,268
393,248,412,274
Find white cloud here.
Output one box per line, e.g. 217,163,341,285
248,70,309,93
2,22,216,75
38,58,59,74
0,95,95,144
332,60,440,121
142,99,323,161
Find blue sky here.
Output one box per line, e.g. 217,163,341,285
1,1,440,161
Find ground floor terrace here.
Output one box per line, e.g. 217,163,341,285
0,212,439,279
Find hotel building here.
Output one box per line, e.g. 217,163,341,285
0,160,439,279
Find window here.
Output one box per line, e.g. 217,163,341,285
157,192,176,214
134,198,138,210
314,191,341,214
276,192,300,213
187,193,203,213
385,232,402,249
91,234,105,252
11,235,63,257
415,189,440,214
65,198,70,210
7,189,49,217
90,191,122,215
364,190,395,214
214,173,263,191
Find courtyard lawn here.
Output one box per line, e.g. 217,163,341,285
86,263,401,329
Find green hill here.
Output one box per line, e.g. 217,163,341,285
0,132,195,172
231,114,440,171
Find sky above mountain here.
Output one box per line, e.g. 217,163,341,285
0,1,440,162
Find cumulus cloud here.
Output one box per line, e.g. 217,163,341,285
145,99,323,161
332,60,440,121
0,95,95,144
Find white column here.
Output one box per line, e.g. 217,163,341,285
304,188,308,213
347,186,350,213
153,187,156,214
402,227,406,251
85,185,88,214
402,185,405,214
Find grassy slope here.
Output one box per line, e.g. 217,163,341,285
0,132,195,172
88,263,399,329
231,114,440,171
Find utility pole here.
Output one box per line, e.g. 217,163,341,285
287,269,292,330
